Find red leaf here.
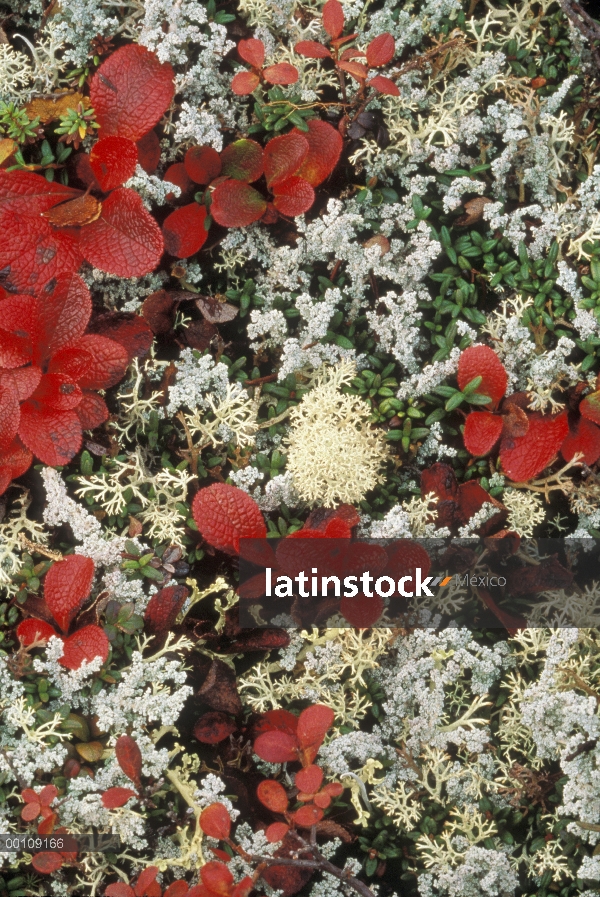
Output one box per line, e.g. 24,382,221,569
312,791,332,809
367,75,399,96
264,133,309,187
200,802,231,840
90,313,153,362
561,415,600,465
89,136,138,191
18,404,82,468
102,787,137,808
322,0,345,38
17,618,58,645
500,412,568,481
211,180,266,228
366,33,395,66
38,274,92,362
297,705,334,761
463,411,503,456
292,120,343,186
263,63,299,86
201,861,234,894
115,735,143,786
60,624,109,670
164,883,190,897
272,177,314,217
143,584,189,634
0,328,32,370
105,886,136,897
193,711,237,744
322,782,343,797
38,784,58,807
0,377,19,451
185,146,222,186
0,437,33,496
292,805,324,827
50,333,129,390
4,366,42,402
136,130,161,174
456,480,505,532
31,373,82,411
90,45,175,141
0,208,82,293
38,812,58,834
295,765,323,794
338,61,368,80
0,169,80,215
266,822,290,842
339,595,384,628
458,346,507,409
31,852,64,874
254,731,298,763
580,390,600,425
340,48,366,61
135,866,160,897
220,140,264,183
294,41,331,58
231,71,261,95
22,801,41,821
237,39,265,68
257,779,289,813
420,462,459,502
163,203,208,258
78,187,163,277
164,163,194,202
192,483,267,554
254,708,299,738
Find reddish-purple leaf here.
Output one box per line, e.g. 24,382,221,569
49,333,129,390
193,711,236,744
18,404,82,469
115,735,143,786
458,346,507,409
463,411,503,456
297,705,334,762
143,584,189,634
88,313,154,362
561,415,600,465
264,133,309,187
338,60,368,80
136,129,161,174
580,390,600,425
184,146,222,185
500,412,568,481
254,730,298,763
192,483,267,554
163,203,209,258
17,618,59,645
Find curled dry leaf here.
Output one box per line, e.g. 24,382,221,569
196,296,239,324
455,195,493,226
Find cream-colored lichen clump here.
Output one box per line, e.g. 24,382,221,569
285,360,388,507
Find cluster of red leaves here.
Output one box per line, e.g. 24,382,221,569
162,121,342,257
0,45,172,288
257,762,343,842
0,275,150,493
295,0,399,96
420,462,506,536
459,345,568,481
16,554,109,670
231,38,298,95
101,734,143,809
561,376,600,465
19,784,78,873
105,865,207,897
253,704,334,767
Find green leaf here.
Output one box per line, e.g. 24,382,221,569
445,392,465,411
462,375,482,394
467,393,493,405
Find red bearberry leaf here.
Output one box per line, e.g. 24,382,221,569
211,180,266,228
266,822,290,842
232,879,254,897
322,0,345,38
458,346,507,409
561,415,600,465
49,333,129,390
201,862,234,894
38,274,92,362
292,805,324,827
264,133,309,187
105,885,135,897
338,61,368,80
0,208,82,293
313,792,331,809
367,75,400,96
90,45,175,141
220,140,264,183
30,373,82,412
21,801,41,821
88,313,153,362
0,378,19,451
31,852,64,874
142,290,177,334
297,705,334,761
254,731,298,763
366,33,395,66
60,624,109,670
184,146,222,186
193,711,237,744
163,883,189,897
463,411,504,456
4,367,42,402
164,164,193,203
38,785,58,807
136,129,161,174
257,779,289,813
134,866,160,897
78,187,163,277
0,437,33,496
0,169,80,215
18,404,82,468
192,483,267,554
254,709,299,738
0,330,32,370
200,802,231,840
115,735,143,786
294,41,332,58
231,71,261,95
143,584,189,634
163,203,208,258
37,812,58,834
456,480,505,531
237,39,265,68
292,120,343,186
17,618,58,645
500,412,568,482
263,63,299,86
323,782,344,797
89,136,138,191
102,787,137,809
272,177,314,217
295,765,323,794
580,390,600,425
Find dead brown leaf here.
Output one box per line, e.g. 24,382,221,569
43,194,101,227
